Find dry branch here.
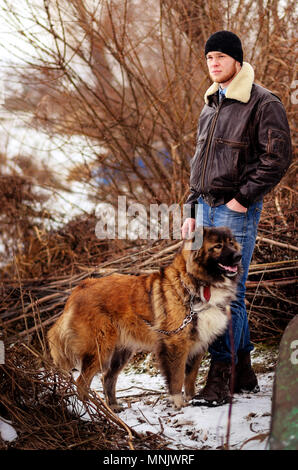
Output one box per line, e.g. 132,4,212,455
256,236,298,252
0,343,168,450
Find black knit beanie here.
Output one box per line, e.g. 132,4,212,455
205,31,243,65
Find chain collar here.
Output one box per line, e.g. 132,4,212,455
143,283,210,336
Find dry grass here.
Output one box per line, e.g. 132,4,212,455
0,343,169,450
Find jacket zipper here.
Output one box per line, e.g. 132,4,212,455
200,100,224,193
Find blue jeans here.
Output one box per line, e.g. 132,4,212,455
196,196,263,364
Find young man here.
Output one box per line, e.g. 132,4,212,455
182,31,292,406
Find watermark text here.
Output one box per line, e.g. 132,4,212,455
95,196,203,249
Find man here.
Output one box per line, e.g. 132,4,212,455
182,31,292,406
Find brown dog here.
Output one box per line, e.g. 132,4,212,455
48,227,241,409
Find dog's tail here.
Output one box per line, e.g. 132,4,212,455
47,309,81,372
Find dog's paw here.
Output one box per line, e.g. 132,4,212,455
170,393,184,409
107,402,124,413
184,394,193,404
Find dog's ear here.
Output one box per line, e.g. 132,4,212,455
192,226,204,252
182,227,203,253
189,248,201,261
185,244,203,275
182,230,195,251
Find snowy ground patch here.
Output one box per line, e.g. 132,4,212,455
89,346,277,450
0,345,276,450
0,418,18,443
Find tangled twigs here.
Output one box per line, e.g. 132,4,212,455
0,344,168,450
93,391,136,450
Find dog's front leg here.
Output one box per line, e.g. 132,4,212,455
157,340,188,409
184,352,204,401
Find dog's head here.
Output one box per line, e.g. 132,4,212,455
183,226,242,283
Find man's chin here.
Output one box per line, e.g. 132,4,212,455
210,67,238,85
210,73,223,83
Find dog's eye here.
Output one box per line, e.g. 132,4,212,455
212,244,222,250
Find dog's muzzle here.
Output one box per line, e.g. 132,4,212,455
218,252,241,278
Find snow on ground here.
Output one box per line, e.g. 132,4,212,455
89,346,276,451
0,346,276,449
110,374,273,450
0,418,18,443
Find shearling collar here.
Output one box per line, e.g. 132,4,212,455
204,62,255,105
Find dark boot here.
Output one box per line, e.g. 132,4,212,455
234,351,260,393
192,361,232,407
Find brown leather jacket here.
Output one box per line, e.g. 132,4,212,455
186,62,292,214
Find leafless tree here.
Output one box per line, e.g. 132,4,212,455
1,0,295,210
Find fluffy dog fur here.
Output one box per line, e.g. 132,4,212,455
48,227,241,409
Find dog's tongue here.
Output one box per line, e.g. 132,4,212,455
219,263,238,272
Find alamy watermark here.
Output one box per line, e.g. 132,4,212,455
95,196,203,249
290,340,298,365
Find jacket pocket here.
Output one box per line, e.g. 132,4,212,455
211,138,248,188
268,128,288,157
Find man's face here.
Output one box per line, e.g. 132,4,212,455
206,51,240,85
